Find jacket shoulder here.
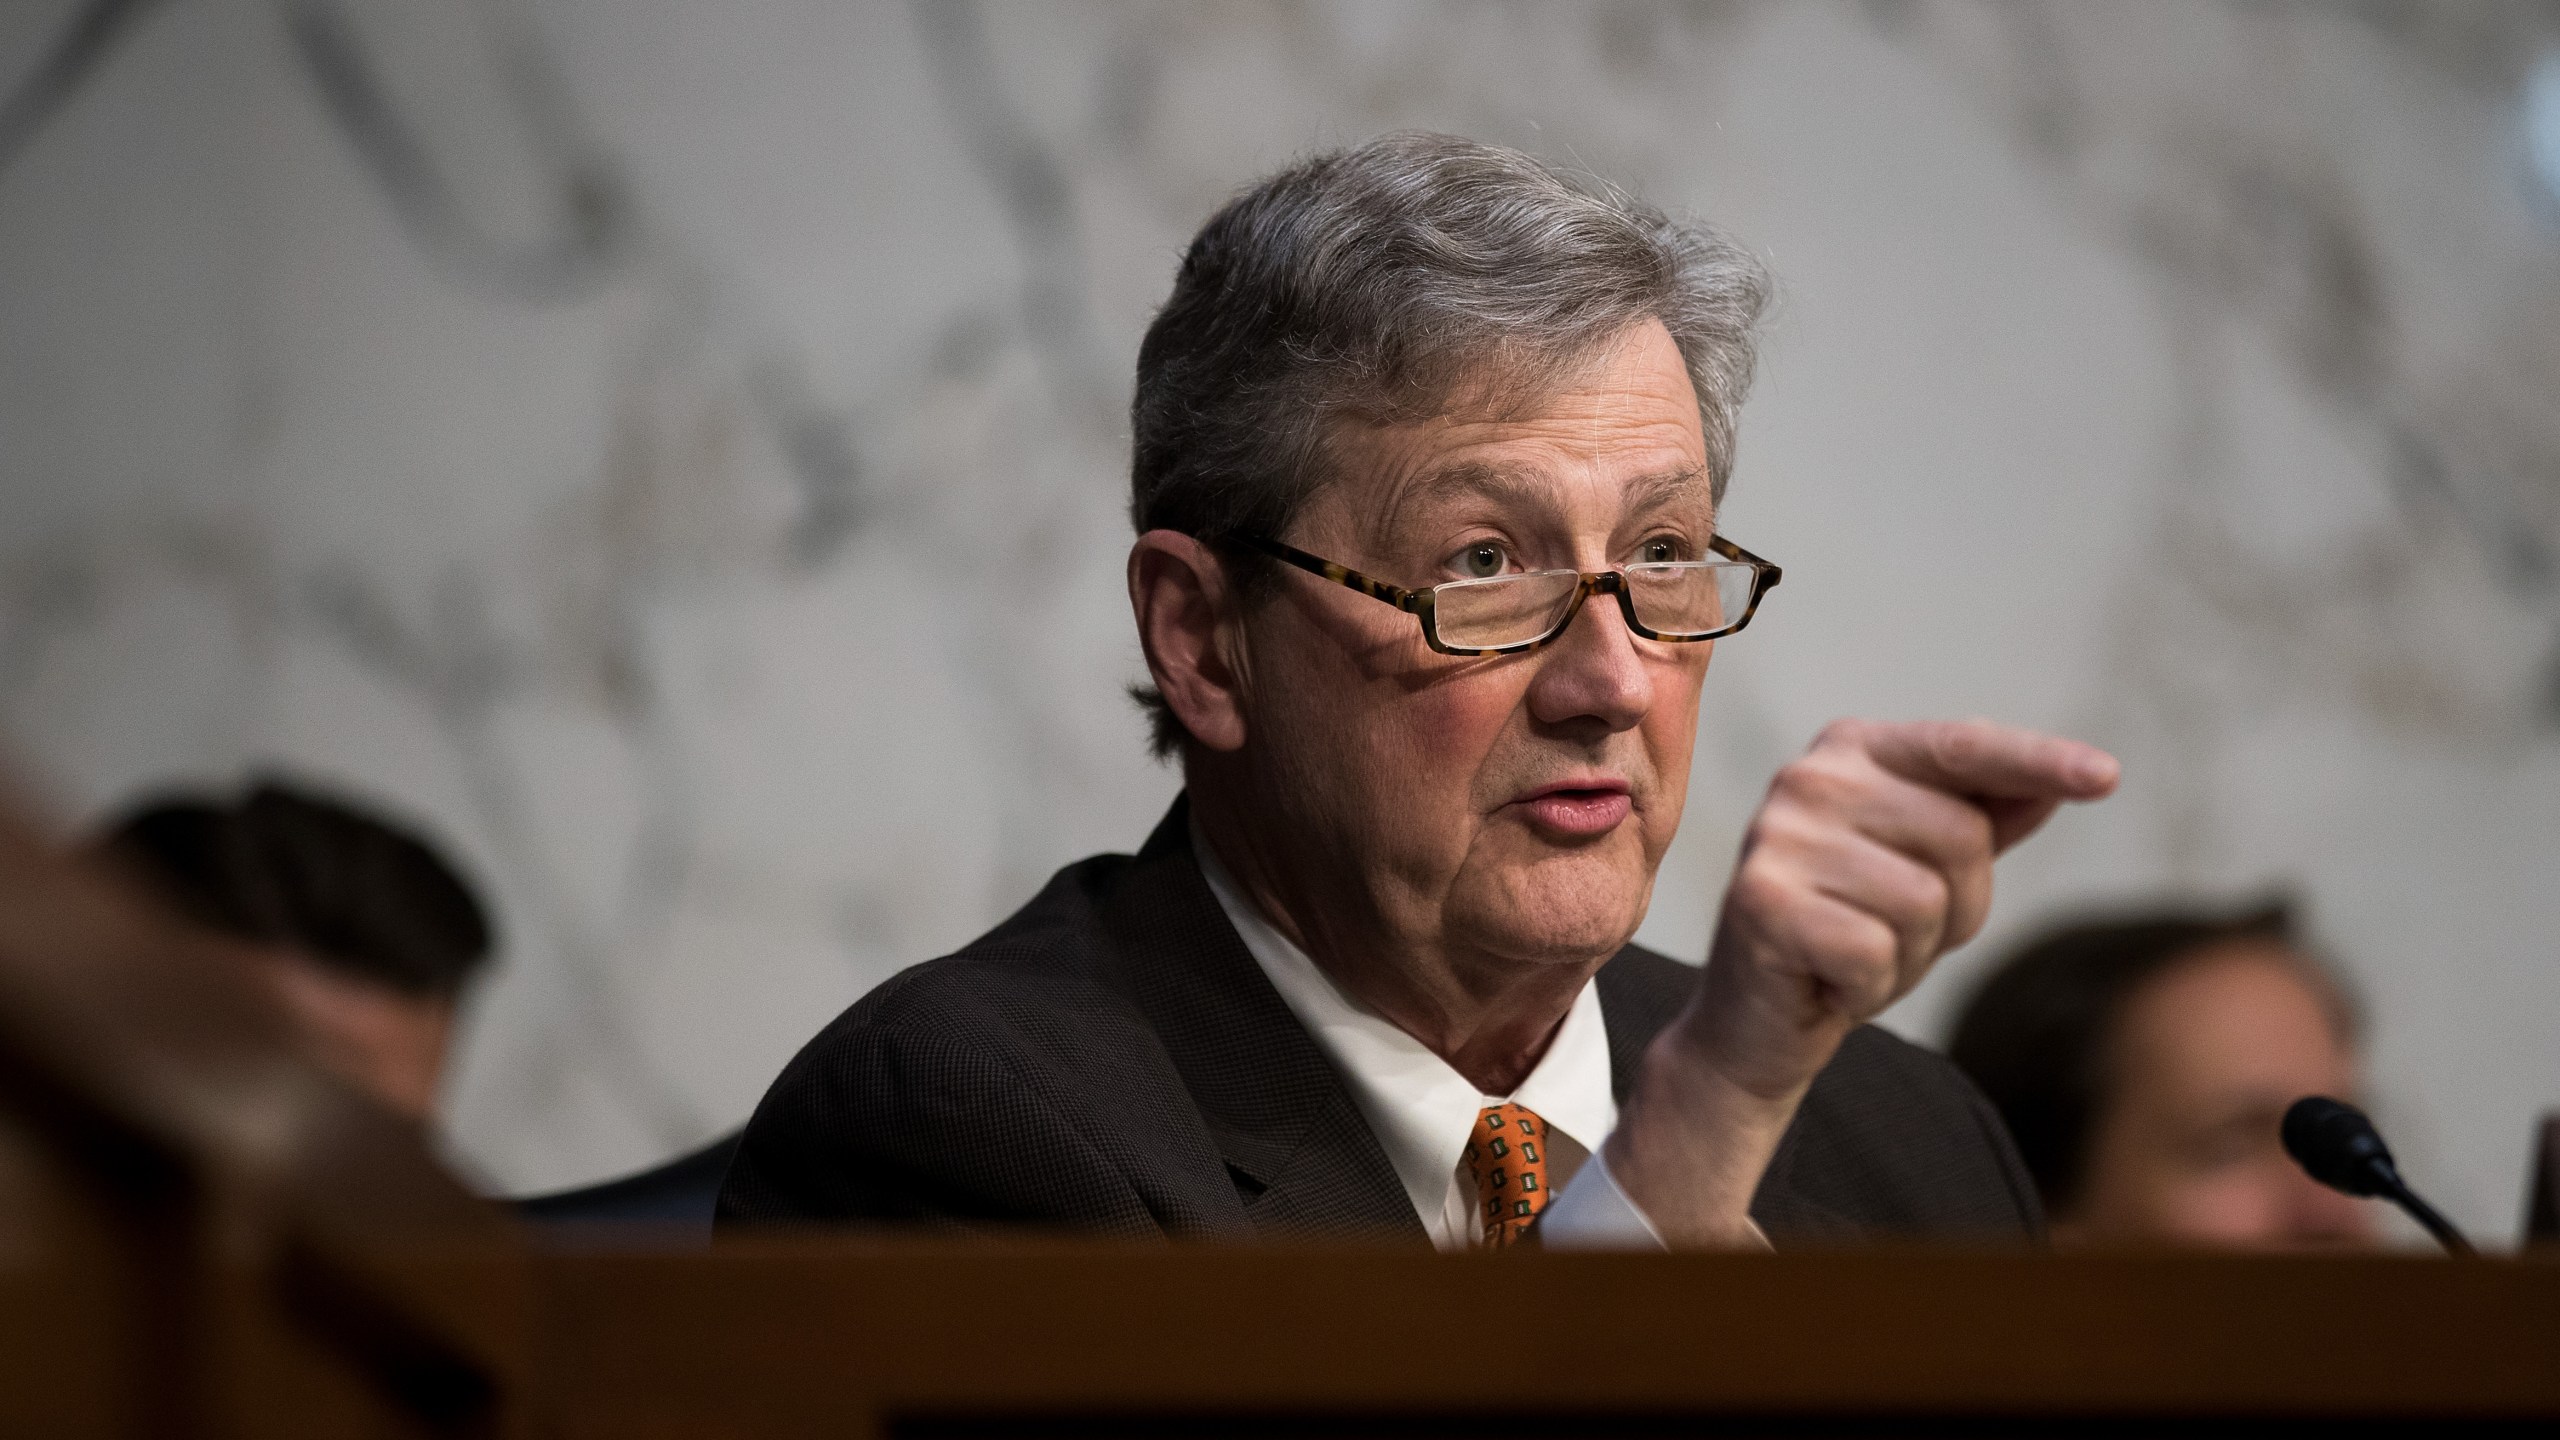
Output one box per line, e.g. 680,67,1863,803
716,851,1243,1234
1760,1023,2044,1240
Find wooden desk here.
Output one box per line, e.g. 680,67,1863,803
534,1239,2560,1437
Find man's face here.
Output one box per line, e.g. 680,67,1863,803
1236,319,1715,972
2057,942,2376,1250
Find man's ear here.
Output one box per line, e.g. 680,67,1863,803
1128,530,1249,753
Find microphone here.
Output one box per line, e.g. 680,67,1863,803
2280,1096,2474,1256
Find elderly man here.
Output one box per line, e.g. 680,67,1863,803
720,134,2117,1247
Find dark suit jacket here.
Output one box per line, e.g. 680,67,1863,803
720,800,2041,1243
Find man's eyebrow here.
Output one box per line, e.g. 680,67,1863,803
1389,461,1713,516
1371,461,1717,547
1371,461,1560,541
1404,461,1556,510
1620,466,1715,516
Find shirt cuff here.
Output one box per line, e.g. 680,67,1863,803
1538,1145,1668,1249
1538,1145,1775,1252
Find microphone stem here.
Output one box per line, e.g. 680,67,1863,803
2383,1179,2476,1257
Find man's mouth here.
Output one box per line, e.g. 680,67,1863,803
1513,779,1634,839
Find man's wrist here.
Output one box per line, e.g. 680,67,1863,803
1601,1020,1806,1247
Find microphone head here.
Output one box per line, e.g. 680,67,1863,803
2282,1095,2398,1197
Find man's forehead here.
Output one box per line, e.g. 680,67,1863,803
1361,456,1715,537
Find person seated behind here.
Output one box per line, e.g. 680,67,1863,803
720,133,2119,1248
98,777,491,1122
1948,901,2376,1249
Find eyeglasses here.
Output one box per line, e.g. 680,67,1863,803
1245,534,1782,656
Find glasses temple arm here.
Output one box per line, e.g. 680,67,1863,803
1243,536,1429,609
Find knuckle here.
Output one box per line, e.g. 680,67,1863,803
1812,717,1870,752
1765,765,1813,810
1946,872,1995,942
1958,861,1998,920
1932,723,1989,774
1737,809,1786,855
1743,814,1804,861
1953,804,1996,857
1758,804,1841,860
1771,753,1864,811
1896,863,1953,923
1723,864,1792,918
1845,926,1900,983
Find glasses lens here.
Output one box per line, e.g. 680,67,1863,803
1432,571,1582,649
1625,562,1759,638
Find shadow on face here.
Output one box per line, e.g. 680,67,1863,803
2052,942,2377,1251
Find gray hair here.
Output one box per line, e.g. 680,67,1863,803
1129,132,1773,756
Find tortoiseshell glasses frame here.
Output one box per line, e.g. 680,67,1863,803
1244,534,1783,657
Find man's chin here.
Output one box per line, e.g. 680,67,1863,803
1451,849,1654,964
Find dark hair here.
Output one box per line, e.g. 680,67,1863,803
1127,131,1771,756
99,778,494,1000
1947,899,2356,1218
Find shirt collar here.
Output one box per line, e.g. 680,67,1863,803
1190,821,1618,1234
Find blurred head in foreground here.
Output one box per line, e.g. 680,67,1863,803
1949,901,2374,1250
97,779,493,1121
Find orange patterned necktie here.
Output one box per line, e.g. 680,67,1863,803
1462,1102,1550,1247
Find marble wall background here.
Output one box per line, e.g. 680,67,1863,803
3,0,2556,1238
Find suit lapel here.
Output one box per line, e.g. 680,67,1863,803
1097,799,1425,1242
1593,950,1682,1108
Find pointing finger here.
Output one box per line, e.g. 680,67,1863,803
1858,719,2119,804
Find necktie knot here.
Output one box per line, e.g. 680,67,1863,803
1463,1102,1550,1248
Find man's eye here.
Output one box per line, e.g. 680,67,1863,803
1637,537,1682,564
1455,543,1508,579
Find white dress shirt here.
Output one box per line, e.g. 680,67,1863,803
1193,829,1665,1251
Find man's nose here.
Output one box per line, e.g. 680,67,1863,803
1523,584,1656,732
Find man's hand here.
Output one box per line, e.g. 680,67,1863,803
1605,718,2118,1246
